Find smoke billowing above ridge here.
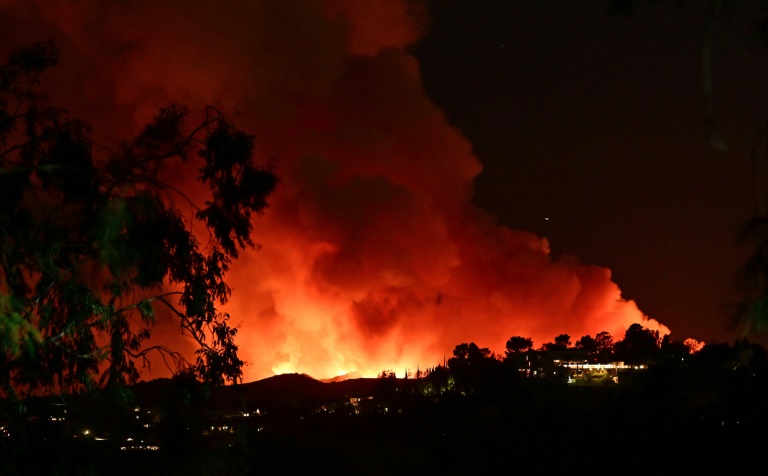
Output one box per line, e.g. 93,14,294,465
0,0,668,380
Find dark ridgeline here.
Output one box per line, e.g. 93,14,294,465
2,326,768,474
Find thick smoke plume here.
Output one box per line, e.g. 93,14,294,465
0,0,668,380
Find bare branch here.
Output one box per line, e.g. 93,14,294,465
125,345,191,375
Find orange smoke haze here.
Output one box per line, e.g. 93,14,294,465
0,0,669,381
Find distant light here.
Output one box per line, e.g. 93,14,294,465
544,217,549,221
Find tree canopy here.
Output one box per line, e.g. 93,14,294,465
505,336,533,355
540,333,571,351
0,42,278,398
614,323,661,365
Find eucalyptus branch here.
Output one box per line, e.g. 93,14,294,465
155,296,215,351
1,43,276,392
125,345,191,374
134,116,217,166
114,291,183,315
115,174,202,213
11,72,41,118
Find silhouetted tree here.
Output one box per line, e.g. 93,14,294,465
541,333,571,351
659,335,691,366
503,336,534,374
505,336,533,355
575,335,597,352
577,334,605,364
377,370,396,379
375,369,398,399
448,342,501,390
594,331,615,364
422,364,449,394
554,334,571,348
614,324,661,365
0,42,278,398
449,342,493,365
736,217,768,334
732,338,768,376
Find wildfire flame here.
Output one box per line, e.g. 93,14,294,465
0,0,669,381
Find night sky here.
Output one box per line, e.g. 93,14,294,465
416,0,768,344
2,0,767,380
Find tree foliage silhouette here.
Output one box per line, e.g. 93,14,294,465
614,324,661,365
447,342,502,390
0,42,278,397
594,331,615,363
575,335,597,352
541,333,571,351
505,336,533,355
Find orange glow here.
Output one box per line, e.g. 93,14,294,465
0,0,671,382
684,338,705,353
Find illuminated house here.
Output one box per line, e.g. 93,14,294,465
512,349,644,383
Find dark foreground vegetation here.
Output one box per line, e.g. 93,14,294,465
3,37,768,475
2,335,767,475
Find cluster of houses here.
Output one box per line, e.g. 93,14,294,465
3,351,648,452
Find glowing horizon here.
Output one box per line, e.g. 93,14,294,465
0,0,671,384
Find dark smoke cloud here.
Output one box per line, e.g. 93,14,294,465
0,0,667,380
